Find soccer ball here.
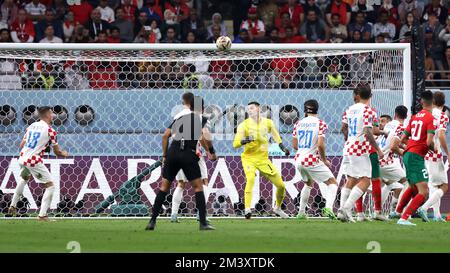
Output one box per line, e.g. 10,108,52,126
216,36,232,51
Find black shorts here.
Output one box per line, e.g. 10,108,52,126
162,147,201,182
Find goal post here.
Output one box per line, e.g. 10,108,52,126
0,42,412,218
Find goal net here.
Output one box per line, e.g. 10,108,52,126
0,43,411,218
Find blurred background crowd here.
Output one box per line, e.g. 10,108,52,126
0,0,448,89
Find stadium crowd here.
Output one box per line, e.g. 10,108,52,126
0,0,448,89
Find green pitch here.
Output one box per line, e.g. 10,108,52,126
0,218,449,253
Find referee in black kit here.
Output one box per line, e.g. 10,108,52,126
146,92,216,231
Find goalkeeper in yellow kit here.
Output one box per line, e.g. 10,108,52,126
233,101,291,219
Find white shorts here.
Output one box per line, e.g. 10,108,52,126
297,161,334,183
380,161,406,185
347,154,371,179
19,163,53,184
425,159,448,186
176,156,208,181
341,155,350,176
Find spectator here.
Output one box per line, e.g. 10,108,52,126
150,19,162,42
302,0,323,18
113,7,134,42
279,0,304,27
258,0,279,30
350,29,363,42
24,0,46,24
39,25,63,43
233,28,250,43
10,9,35,43
269,27,279,43
375,33,386,42
35,10,64,42
240,7,266,41
180,8,206,42
108,26,122,42
184,30,197,43
0,0,19,29
161,25,180,43
207,13,227,40
276,12,298,40
134,23,159,43
165,0,190,23
53,0,67,21
96,30,109,43
423,13,445,74
231,0,251,37
120,0,138,22
206,24,222,43
71,24,92,42
348,11,372,42
351,0,376,23
69,0,94,25
325,59,343,88
120,0,143,9
97,0,115,23
85,9,111,40
423,0,448,25
283,25,307,43
63,11,76,43
398,0,424,24
270,56,300,89
378,0,399,28
438,17,450,46
134,11,151,36
140,0,162,23
299,10,328,42
160,8,181,39
0,28,11,42
329,13,347,42
372,10,396,42
325,0,351,27
399,11,415,41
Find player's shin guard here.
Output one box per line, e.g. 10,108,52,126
171,186,183,216
396,186,414,214
38,185,55,217
195,192,207,226
371,178,382,212
150,190,168,222
401,193,426,220
325,184,337,210
299,185,312,213
11,179,27,208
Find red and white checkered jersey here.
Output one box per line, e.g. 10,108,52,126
293,116,327,166
344,103,377,156
376,120,404,166
18,121,58,167
425,108,449,161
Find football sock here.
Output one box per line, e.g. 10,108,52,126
150,190,168,222
11,179,27,208
38,185,55,217
171,186,183,216
355,196,364,213
299,185,312,214
344,186,364,211
422,188,444,211
396,186,414,214
325,184,338,210
339,187,351,210
371,178,382,212
401,193,426,220
195,191,207,225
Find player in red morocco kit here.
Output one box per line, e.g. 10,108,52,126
394,91,436,226
8,106,69,221
417,91,449,222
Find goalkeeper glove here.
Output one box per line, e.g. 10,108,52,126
241,136,254,145
279,143,290,156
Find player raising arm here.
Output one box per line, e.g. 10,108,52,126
8,106,69,221
293,100,338,220
394,91,436,226
233,101,290,219
417,91,449,222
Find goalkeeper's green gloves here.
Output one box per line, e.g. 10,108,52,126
279,143,290,156
241,136,254,145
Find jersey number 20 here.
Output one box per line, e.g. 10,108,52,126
298,130,313,148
